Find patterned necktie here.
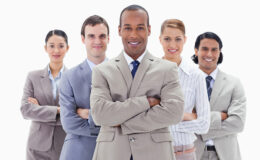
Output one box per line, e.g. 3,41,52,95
206,76,213,100
131,60,140,78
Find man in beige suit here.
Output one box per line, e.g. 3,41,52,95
192,32,246,160
90,5,185,160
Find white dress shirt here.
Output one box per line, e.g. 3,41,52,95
170,59,210,146
202,68,219,146
123,50,146,70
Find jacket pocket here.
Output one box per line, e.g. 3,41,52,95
151,132,173,143
96,132,115,142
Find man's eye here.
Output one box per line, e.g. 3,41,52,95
100,34,106,39
88,35,95,39
124,27,131,30
176,38,182,42
164,37,170,41
137,27,144,30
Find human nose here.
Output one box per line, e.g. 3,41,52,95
129,30,138,39
169,41,177,48
54,46,59,53
94,37,102,44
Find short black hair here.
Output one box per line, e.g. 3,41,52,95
45,29,68,44
81,15,109,37
191,32,223,64
119,4,150,27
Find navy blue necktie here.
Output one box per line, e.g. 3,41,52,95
131,60,140,78
206,76,213,100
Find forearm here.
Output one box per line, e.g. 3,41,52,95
174,117,210,134
121,97,184,135
60,113,92,136
202,114,245,140
21,103,58,122
91,96,150,127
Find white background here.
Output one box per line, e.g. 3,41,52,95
0,0,259,159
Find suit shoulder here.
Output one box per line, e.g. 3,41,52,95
63,64,80,76
94,58,117,70
219,71,242,87
155,58,178,70
27,69,44,79
221,71,240,81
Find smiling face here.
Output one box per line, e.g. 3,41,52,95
82,23,109,61
118,9,151,60
45,35,69,64
195,38,220,74
160,27,186,63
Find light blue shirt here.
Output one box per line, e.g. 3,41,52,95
48,65,65,100
86,58,108,71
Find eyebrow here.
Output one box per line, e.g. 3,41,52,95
123,24,145,26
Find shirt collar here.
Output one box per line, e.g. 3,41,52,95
48,64,65,79
201,67,219,80
123,50,147,65
178,58,191,76
86,58,108,71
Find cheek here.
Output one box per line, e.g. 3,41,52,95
161,42,168,50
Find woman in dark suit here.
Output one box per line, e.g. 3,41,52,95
20,29,69,160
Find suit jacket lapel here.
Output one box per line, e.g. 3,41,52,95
79,60,92,86
210,70,226,106
129,52,153,97
55,66,68,105
115,52,133,95
40,66,55,105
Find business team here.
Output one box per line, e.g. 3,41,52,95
21,4,246,160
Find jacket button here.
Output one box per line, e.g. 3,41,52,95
130,137,136,142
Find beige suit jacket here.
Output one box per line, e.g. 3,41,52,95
90,52,185,160
20,66,66,152
195,70,246,160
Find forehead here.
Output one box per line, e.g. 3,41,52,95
84,23,108,35
47,35,66,43
162,27,184,37
121,10,148,26
200,38,219,48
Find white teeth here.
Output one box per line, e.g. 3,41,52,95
205,58,213,62
129,42,138,45
168,49,177,53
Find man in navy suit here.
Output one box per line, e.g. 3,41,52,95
59,15,109,160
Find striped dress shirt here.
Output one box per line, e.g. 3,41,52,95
170,59,210,146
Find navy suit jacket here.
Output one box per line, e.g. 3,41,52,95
59,60,99,160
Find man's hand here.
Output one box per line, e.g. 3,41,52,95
57,107,60,114
221,112,228,120
147,97,160,108
77,108,89,119
28,97,39,105
182,113,197,121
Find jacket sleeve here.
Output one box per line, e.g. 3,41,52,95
120,65,185,134
90,66,151,127
202,79,246,141
59,72,95,136
20,73,58,124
